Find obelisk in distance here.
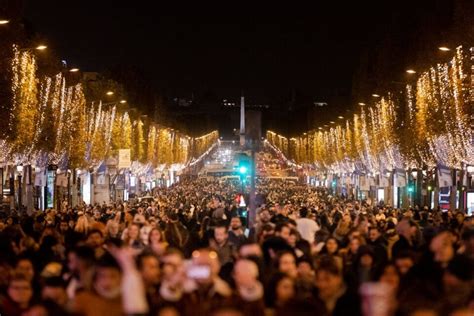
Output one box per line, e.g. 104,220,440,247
240,93,245,147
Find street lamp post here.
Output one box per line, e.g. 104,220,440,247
16,165,23,211
303,132,310,164
468,165,474,189
90,91,126,109
67,169,72,208
106,157,118,203
0,167,3,205
409,170,417,208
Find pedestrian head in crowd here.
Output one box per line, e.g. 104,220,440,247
136,251,160,289
213,223,229,246
2,273,33,315
275,250,297,279
92,253,122,299
265,272,295,309
274,223,291,243
123,223,144,249
258,209,272,224
41,277,68,307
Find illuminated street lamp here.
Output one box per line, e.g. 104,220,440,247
406,69,416,74
372,94,380,98
69,68,80,72
0,20,10,25
438,46,450,52
338,116,344,119
120,100,127,104
358,102,366,106
106,91,114,96
19,45,48,52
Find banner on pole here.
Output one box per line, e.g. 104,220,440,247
118,149,131,169
326,174,333,188
35,170,46,187
378,175,390,188
344,175,352,186
437,166,452,187
56,173,68,187
368,176,376,187
96,174,106,185
395,169,406,187
115,174,125,190
359,175,370,191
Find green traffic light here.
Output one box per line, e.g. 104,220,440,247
239,166,248,174
408,186,414,193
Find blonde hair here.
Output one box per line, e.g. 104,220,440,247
74,216,90,235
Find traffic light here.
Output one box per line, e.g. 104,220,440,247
236,152,251,182
407,185,414,193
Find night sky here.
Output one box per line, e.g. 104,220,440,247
23,1,450,106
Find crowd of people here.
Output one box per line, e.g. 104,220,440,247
256,152,286,176
255,145,297,178
0,176,473,316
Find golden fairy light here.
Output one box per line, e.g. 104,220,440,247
5,43,223,169
10,45,39,155
268,45,472,175
147,125,157,165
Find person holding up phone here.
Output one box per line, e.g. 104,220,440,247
181,248,233,316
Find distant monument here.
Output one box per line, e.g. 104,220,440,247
240,95,245,147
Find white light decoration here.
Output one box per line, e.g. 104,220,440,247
266,45,472,179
